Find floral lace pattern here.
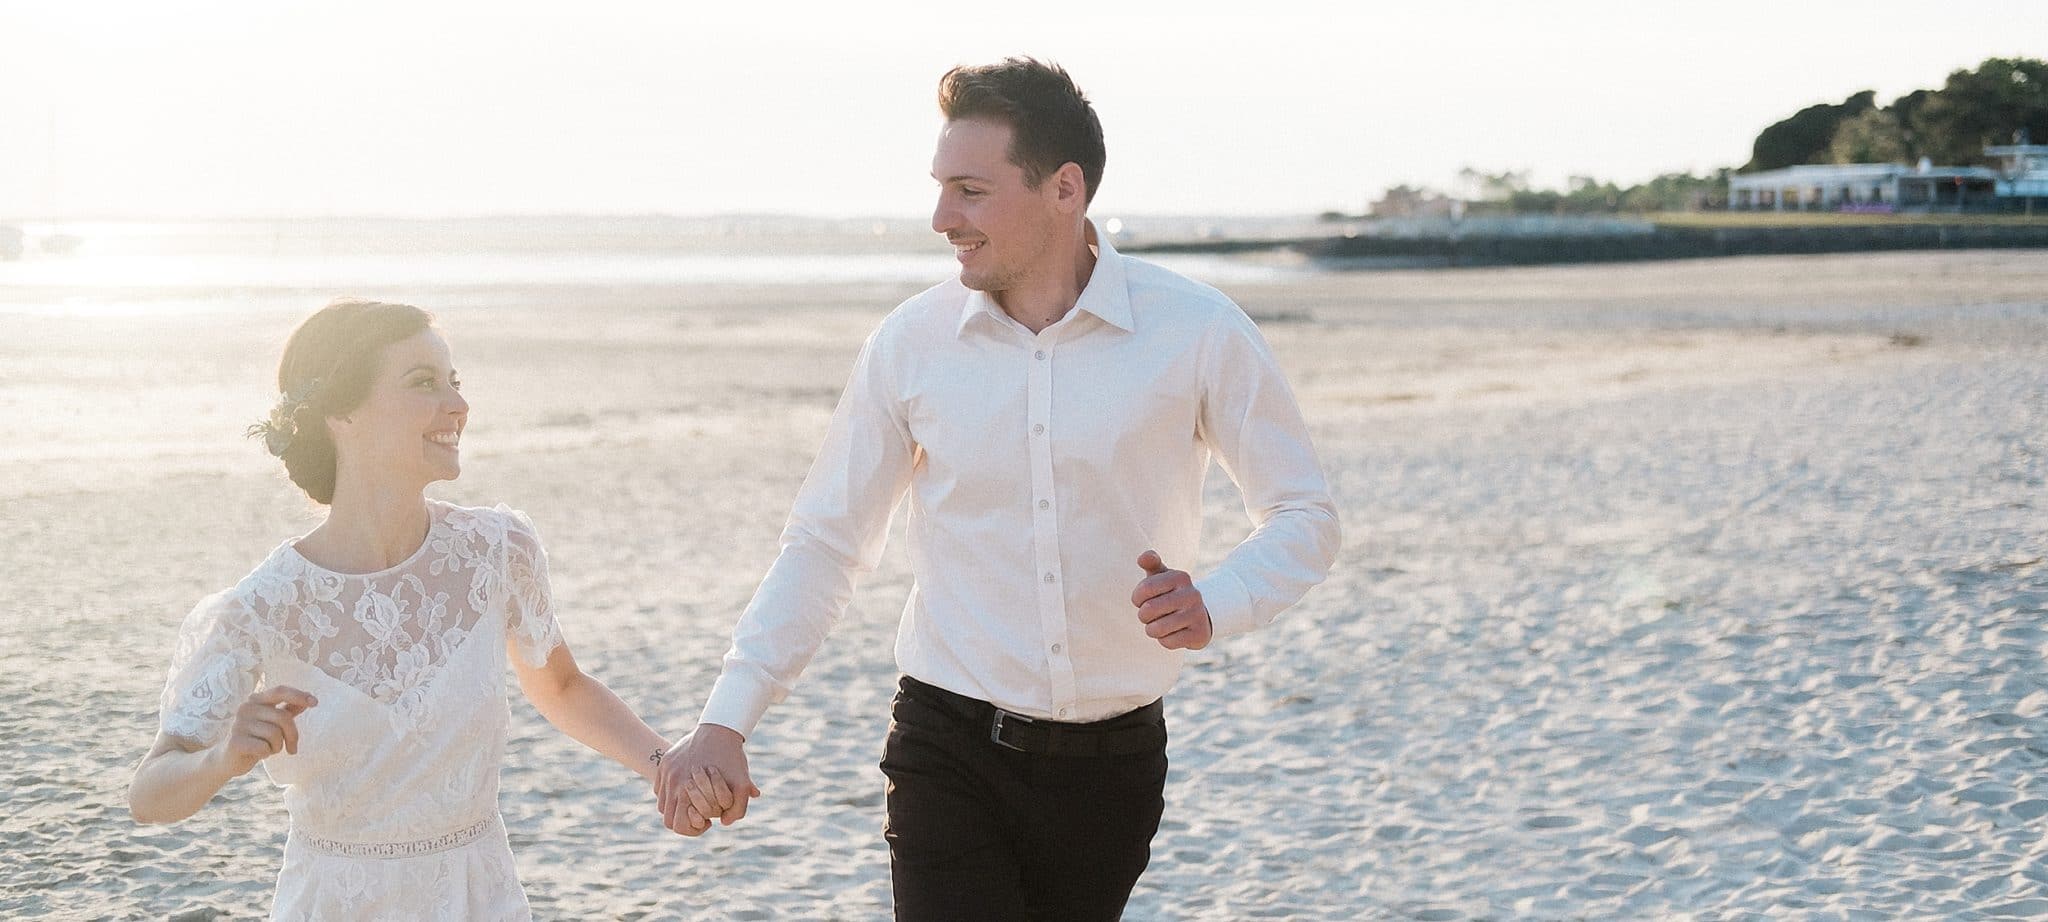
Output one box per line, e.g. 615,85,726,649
158,501,561,739
275,821,527,920
154,501,558,920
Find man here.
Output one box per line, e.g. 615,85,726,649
658,57,1340,920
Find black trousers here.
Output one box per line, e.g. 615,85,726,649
880,676,1169,922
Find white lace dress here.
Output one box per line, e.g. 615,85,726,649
156,501,564,921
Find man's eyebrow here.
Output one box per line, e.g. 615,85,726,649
933,172,993,184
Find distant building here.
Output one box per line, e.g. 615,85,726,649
1727,162,1999,212
1729,140,2048,214
1367,185,1460,219
1985,142,2048,212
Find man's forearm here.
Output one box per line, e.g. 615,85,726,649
1199,501,1343,638
702,531,877,736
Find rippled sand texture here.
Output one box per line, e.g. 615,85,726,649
4,251,2047,920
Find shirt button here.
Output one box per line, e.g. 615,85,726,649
1059,707,1073,718
1034,350,1046,360
1050,643,1063,655
1043,572,1056,583
1032,424,1045,435
1038,499,1050,510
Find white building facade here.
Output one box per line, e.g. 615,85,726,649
1727,163,1999,212
1730,142,2048,214
1985,144,2048,211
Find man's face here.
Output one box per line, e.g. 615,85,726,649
930,118,1059,293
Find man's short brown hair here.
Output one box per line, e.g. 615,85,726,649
937,57,1106,204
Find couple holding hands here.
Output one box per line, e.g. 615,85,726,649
128,58,1340,921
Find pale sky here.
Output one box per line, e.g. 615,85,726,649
2,1,2041,219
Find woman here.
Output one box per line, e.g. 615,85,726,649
128,298,729,919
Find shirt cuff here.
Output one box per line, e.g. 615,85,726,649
698,668,777,740
1195,568,1259,641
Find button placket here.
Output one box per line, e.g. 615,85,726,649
1025,331,1076,715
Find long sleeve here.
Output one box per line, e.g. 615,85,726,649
1191,309,1343,640
699,326,918,737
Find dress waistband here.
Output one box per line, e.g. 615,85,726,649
291,813,501,860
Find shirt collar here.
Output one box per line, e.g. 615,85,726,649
956,218,1133,337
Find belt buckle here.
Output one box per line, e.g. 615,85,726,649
989,709,1033,752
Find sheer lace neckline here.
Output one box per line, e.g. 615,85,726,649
283,502,448,579
160,502,563,751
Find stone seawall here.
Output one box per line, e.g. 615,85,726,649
1128,223,2048,268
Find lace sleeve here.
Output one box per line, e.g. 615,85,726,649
497,505,563,669
158,590,263,747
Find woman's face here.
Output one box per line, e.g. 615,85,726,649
329,329,468,491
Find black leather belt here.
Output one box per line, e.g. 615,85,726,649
897,676,1165,757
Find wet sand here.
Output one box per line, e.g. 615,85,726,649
4,250,2046,919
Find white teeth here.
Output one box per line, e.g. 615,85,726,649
954,241,983,255
428,432,459,446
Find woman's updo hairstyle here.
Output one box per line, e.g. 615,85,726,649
249,298,434,504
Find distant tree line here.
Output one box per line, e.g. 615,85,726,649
1361,168,1731,218
1747,57,2048,171
1355,56,2046,218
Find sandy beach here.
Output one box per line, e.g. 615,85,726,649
4,248,2046,919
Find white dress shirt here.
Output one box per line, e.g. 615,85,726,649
701,222,1341,735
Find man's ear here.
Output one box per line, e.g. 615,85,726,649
1051,162,1087,213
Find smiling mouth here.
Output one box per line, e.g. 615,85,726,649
427,431,460,449
952,240,985,257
